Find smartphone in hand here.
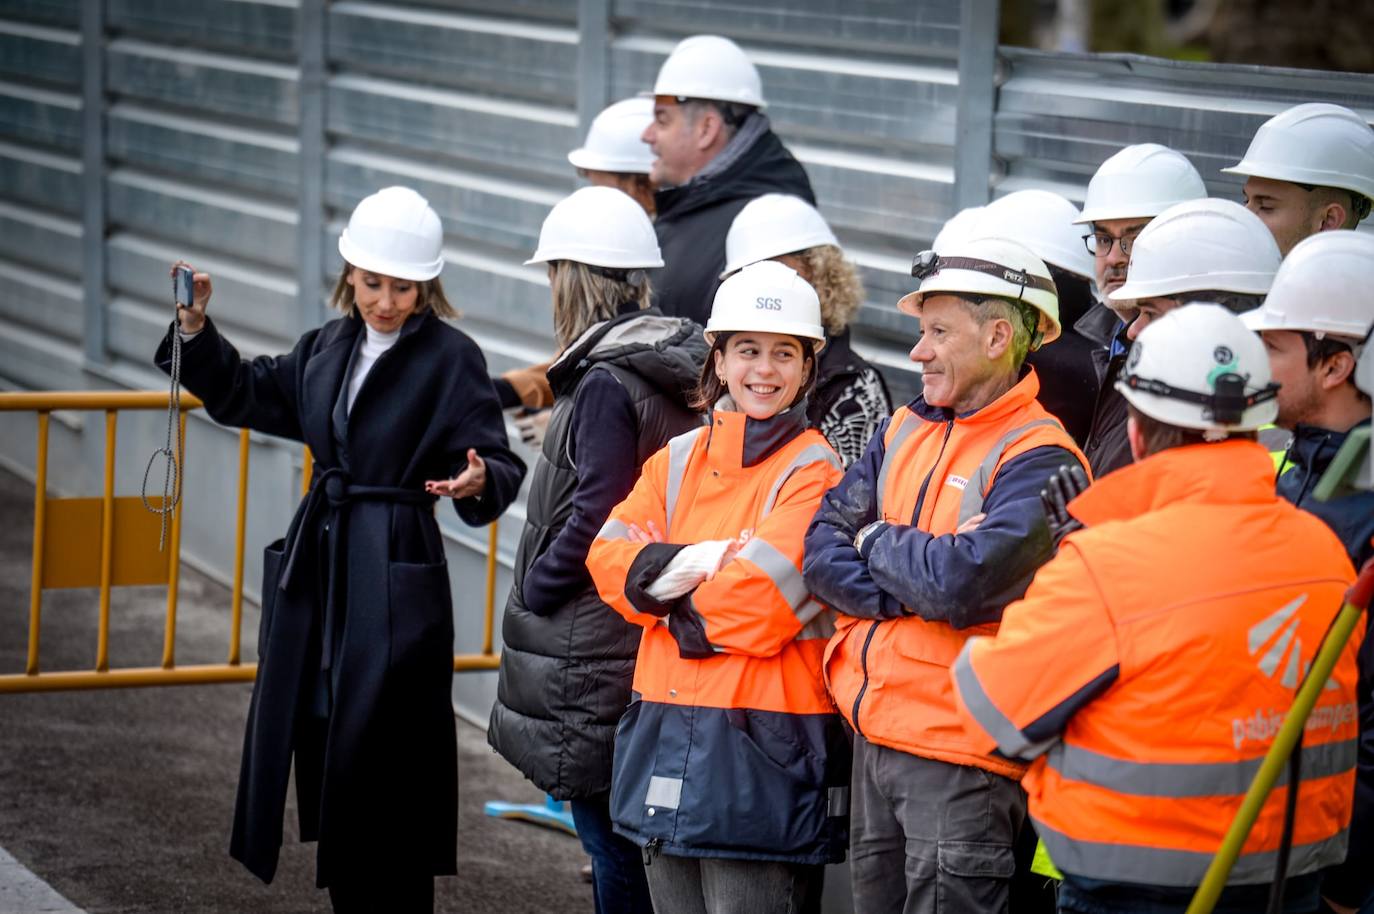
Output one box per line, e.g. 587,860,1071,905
173,265,194,309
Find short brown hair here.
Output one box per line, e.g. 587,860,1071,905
329,263,458,320
1127,403,1256,458
690,332,818,413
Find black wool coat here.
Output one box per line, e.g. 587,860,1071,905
155,311,524,887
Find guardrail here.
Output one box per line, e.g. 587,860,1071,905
0,390,500,693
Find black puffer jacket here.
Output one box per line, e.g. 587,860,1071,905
488,307,707,799
651,119,814,326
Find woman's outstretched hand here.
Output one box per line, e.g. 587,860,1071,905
171,261,213,334
426,449,487,499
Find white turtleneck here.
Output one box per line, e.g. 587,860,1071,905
347,324,400,412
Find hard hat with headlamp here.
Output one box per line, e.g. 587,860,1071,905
898,236,1062,349
1117,303,1279,434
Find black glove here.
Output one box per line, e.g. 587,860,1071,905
1040,463,1089,549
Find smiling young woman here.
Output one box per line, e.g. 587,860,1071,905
587,261,848,914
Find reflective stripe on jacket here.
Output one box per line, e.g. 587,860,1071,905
952,440,1361,888
804,369,1087,778
586,403,850,864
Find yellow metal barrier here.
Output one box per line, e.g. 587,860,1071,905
0,390,502,693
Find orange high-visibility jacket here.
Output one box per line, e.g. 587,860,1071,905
952,440,1361,887
586,405,850,863
804,371,1087,778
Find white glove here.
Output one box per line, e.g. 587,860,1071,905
645,539,736,601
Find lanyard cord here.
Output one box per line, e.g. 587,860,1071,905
141,320,184,550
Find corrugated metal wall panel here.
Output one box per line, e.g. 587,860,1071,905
995,48,1374,207
107,0,299,59
330,3,579,105
0,18,80,86
0,1,82,398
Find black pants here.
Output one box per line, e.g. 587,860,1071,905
327,875,434,913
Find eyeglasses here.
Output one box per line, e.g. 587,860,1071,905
1083,231,1137,256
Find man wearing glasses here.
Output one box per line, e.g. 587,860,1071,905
1070,144,1206,477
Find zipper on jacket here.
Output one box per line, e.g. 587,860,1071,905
643,837,662,867
851,418,953,739
850,620,880,738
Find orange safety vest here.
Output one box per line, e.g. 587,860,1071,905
825,372,1086,778
587,406,849,862
953,440,1361,887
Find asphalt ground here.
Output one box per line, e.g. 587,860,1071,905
0,467,590,913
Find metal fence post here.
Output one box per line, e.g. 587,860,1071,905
297,0,327,333
953,0,1000,211
81,0,107,366
577,0,610,137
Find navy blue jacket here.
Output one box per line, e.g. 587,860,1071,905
803,396,1078,629
1279,420,1374,909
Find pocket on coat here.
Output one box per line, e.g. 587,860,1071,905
258,538,286,653
388,559,454,667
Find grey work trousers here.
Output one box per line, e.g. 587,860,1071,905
849,735,1024,914
643,853,821,914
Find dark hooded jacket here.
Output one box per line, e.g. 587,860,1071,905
488,306,707,799
810,329,892,468
1025,267,1099,448
651,117,814,326
1076,302,1134,478
1277,420,1374,910
155,311,524,887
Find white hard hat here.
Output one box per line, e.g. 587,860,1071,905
979,190,1096,280
720,194,839,278
1222,103,1374,205
525,186,664,269
932,206,985,253
1073,144,1208,225
1242,230,1374,341
899,236,1062,348
1109,198,1281,302
567,97,655,175
337,186,444,281
705,260,825,349
651,35,766,109
1117,303,1279,433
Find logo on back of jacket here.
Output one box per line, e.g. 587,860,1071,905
1232,595,1355,749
